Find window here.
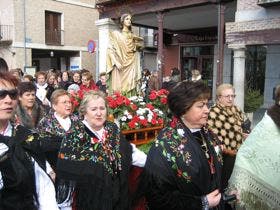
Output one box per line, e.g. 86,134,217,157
45,11,63,45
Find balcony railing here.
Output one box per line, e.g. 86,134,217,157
0,25,13,43
257,0,280,6
45,29,64,45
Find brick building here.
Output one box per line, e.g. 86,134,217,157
0,0,99,77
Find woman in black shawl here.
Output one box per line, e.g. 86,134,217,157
0,72,58,210
135,81,224,210
56,90,146,210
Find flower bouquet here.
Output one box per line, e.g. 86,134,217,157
107,91,168,130
69,89,84,113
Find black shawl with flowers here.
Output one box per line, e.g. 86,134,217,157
135,119,223,210
0,124,47,210
56,120,132,210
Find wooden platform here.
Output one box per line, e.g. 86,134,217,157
122,125,163,145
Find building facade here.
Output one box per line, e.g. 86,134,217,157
226,0,280,108
96,0,280,111
96,0,235,101
0,0,99,77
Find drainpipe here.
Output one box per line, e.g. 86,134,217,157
23,0,27,71
157,11,164,88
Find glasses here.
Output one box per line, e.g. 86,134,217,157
0,89,18,100
58,100,72,105
221,94,236,99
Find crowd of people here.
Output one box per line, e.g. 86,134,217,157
0,67,279,210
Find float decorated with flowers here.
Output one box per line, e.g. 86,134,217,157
70,89,170,145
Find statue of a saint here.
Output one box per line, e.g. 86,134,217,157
106,13,143,95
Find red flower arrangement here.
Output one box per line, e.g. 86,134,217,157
69,89,170,130
70,90,84,113
107,90,169,130
148,89,169,113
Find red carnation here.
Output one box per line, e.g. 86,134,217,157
160,97,167,104
131,104,138,111
146,103,154,110
128,121,136,129
151,118,157,125
149,92,157,100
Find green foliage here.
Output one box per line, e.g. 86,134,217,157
137,141,153,154
244,88,263,113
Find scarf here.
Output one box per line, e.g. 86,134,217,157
56,120,132,210
36,83,48,102
15,102,44,129
208,104,244,151
228,112,280,209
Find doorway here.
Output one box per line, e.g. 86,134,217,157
181,45,214,89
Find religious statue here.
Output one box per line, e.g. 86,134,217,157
106,13,143,95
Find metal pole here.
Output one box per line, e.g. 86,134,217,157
217,2,225,86
157,11,164,88
23,0,27,72
95,40,99,81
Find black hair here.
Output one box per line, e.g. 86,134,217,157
18,82,36,96
167,81,210,118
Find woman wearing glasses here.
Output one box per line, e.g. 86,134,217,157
0,72,58,210
207,83,247,208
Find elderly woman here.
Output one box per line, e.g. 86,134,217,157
37,89,80,209
135,81,223,210
37,89,80,169
15,82,45,129
228,85,280,210
207,83,247,195
56,90,146,210
0,72,58,210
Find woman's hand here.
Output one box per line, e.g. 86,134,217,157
206,189,221,208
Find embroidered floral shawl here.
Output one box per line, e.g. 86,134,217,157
136,119,223,210
56,120,132,210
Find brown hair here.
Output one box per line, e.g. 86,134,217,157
23,74,34,82
0,71,19,87
81,71,93,80
35,71,47,80
50,89,69,105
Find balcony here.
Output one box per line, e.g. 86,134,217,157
45,29,64,45
257,0,280,6
0,25,13,45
